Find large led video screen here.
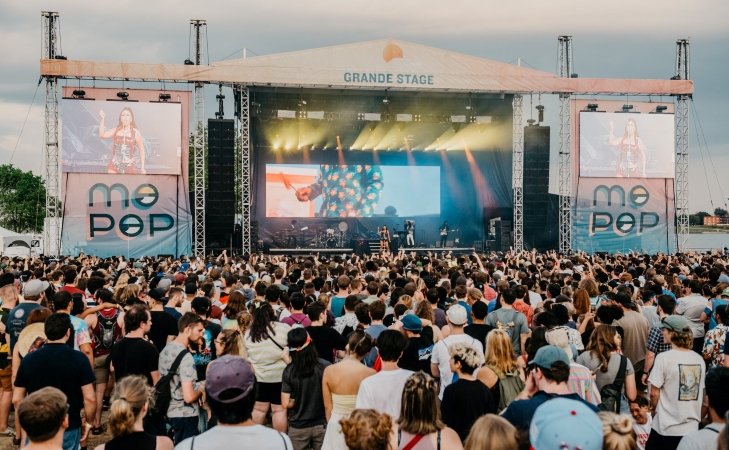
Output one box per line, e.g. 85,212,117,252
579,112,674,178
266,164,440,217
62,99,182,175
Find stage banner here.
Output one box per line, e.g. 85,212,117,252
572,178,675,254
61,174,192,258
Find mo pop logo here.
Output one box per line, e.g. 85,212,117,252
87,183,174,239
588,184,659,236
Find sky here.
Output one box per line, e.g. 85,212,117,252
1,0,728,213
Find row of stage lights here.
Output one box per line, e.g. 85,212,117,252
70,90,174,102
585,103,669,113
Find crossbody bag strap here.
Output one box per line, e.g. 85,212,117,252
613,355,628,411
402,434,425,450
169,349,189,375
268,334,285,350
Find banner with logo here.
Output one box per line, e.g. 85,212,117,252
61,174,192,258
572,178,675,254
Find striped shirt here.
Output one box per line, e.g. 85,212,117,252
245,321,292,383
567,362,602,406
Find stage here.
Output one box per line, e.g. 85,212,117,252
268,247,475,256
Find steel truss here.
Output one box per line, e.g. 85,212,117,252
191,20,206,257
42,12,61,256
675,39,690,252
238,87,252,256
557,36,573,254
512,94,524,252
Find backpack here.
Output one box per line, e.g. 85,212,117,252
149,349,190,426
494,309,518,337
488,364,526,412
93,309,122,357
598,355,627,413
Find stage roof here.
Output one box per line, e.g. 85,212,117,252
41,38,693,95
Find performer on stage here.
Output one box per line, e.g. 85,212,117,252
609,118,646,178
98,107,146,174
378,225,391,254
439,221,449,248
405,220,415,247
294,165,384,217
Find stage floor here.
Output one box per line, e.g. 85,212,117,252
269,247,475,255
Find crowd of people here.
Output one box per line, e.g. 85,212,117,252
2,248,729,450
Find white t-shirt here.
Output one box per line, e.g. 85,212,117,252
528,291,542,307
355,368,413,420
176,424,292,450
647,349,705,436
634,414,652,450
430,334,484,400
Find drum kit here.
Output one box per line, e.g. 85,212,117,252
312,222,349,248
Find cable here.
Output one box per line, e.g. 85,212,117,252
691,98,727,209
219,47,259,62
9,82,41,165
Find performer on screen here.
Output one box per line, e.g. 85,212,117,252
98,107,146,174
439,221,449,248
405,220,415,247
294,165,384,217
378,225,391,254
609,118,646,178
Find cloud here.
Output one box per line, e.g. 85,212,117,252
0,100,45,174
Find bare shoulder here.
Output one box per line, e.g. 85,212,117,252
440,427,464,449
157,436,174,450
93,445,105,450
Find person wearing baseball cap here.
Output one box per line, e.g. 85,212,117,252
645,315,706,450
529,397,603,450
175,355,292,449
397,314,435,375
431,304,484,400
501,345,600,432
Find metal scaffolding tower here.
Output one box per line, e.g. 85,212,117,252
675,39,690,252
557,36,573,254
238,87,252,256
42,12,61,256
191,20,206,257
512,94,524,252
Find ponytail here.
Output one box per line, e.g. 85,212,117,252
108,376,152,437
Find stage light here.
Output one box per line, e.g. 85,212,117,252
527,119,536,126
397,122,406,131
308,111,325,120
451,115,467,123
184,59,194,65
285,145,291,150
396,114,413,122
72,90,86,99
621,104,634,112
654,105,668,113
364,113,382,121
586,103,598,112
475,116,492,124
452,123,461,132
159,93,171,102
382,99,390,104
536,105,544,123
116,91,129,100
277,110,297,119
54,55,67,60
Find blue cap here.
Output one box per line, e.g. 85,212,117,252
530,398,603,450
528,345,570,369
400,314,423,332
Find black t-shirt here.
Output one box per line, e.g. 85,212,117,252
399,327,434,376
464,323,495,346
281,358,331,428
0,307,11,369
15,343,96,430
148,310,179,353
441,379,496,442
109,337,160,386
305,325,347,364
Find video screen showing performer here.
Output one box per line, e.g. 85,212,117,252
265,164,440,217
579,112,675,179
62,98,182,175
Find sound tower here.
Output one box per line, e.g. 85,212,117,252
206,119,236,250
523,125,551,249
